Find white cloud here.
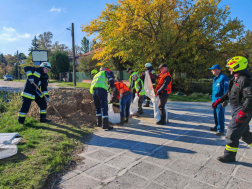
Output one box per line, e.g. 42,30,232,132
0,26,31,42
50,7,61,12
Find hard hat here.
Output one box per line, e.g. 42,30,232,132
40,62,51,70
126,67,132,72
132,74,138,78
145,63,152,68
227,56,248,72
91,69,98,75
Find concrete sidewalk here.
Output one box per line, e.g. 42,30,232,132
58,102,252,189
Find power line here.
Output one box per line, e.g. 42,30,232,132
52,29,67,42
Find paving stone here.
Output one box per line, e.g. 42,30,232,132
85,149,116,161
204,152,237,175
144,153,175,167
60,174,101,189
117,138,141,147
167,159,201,177
145,137,169,145
60,171,79,183
168,140,195,149
129,161,164,179
234,166,252,182
130,142,159,154
85,164,119,181
103,142,131,153
239,157,252,169
226,178,252,189
102,172,147,189
154,170,189,189
178,152,210,166
84,137,114,147
143,182,168,189
184,180,217,189
76,158,100,172
190,144,215,157
106,154,136,169
242,148,252,159
123,151,145,159
195,167,231,188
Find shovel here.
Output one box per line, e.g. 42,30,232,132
30,80,63,118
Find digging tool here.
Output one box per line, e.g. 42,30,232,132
29,80,63,118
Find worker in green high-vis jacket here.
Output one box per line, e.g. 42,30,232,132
132,74,145,116
127,67,138,100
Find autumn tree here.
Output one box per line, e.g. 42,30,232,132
82,0,245,79
51,41,68,53
38,31,53,51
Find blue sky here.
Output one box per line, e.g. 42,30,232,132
0,0,251,56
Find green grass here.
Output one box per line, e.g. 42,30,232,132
0,92,92,189
57,82,91,88
169,93,211,102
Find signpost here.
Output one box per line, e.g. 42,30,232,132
31,50,48,66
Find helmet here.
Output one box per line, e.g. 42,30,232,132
132,74,138,78
40,62,51,70
145,63,152,68
91,69,98,75
227,56,248,72
126,67,132,72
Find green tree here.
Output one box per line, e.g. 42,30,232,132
81,37,90,53
29,35,39,52
38,32,53,51
77,55,99,73
51,41,68,53
90,39,97,50
49,51,70,78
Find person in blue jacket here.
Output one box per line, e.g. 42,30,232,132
209,64,229,136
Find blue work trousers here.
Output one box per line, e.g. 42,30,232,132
213,104,225,132
93,88,108,118
120,94,132,118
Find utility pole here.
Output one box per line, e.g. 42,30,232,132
17,50,19,80
71,23,76,86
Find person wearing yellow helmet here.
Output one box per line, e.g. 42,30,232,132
91,69,98,77
212,56,252,163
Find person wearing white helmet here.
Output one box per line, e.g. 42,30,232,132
144,63,156,107
18,62,52,124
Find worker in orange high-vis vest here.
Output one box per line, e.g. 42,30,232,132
150,64,172,125
110,78,133,125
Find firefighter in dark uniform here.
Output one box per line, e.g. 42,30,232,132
90,67,115,130
18,62,51,124
150,64,172,125
144,63,156,107
212,56,252,163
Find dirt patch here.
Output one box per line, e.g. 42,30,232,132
27,88,96,128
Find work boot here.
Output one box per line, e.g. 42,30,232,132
156,111,166,125
102,117,113,130
137,109,143,115
97,116,102,127
125,117,129,124
119,117,124,125
216,132,224,136
210,127,217,132
40,118,51,123
217,156,236,163
143,101,150,107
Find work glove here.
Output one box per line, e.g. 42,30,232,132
212,98,222,108
235,110,247,124
29,79,34,84
136,92,139,97
45,98,50,102
222,100,229,108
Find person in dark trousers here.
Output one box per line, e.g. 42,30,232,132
212,56,252,163
110,78,132,125
209,64,229,136
132,74,145,115
126,67,138,100
90,67,115,130
150,64,172,125
18,62,51,124
140,71,145,83
144,63,156,107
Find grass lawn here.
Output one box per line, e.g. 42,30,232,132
169,93,211,102
0,91,92,189
55,81,91,88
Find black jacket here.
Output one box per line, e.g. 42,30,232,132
147,66,156,84
22,66,49,99
221,69,252,113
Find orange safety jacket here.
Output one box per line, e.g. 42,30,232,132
115,82,131,100
155,72,172,94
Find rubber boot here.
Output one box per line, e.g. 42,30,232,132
40,118,51,123
119,117,124,125
143,101,150,107
217,155,236,163
125,117,129,124
156,110,166,125
97,116,102,127
102,117,113,130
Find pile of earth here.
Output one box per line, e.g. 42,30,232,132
27,88,120,127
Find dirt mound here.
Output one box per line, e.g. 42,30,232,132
27,88,96,128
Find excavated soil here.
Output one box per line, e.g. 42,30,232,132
27,88,97,128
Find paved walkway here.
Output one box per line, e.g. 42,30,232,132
58,102,252,189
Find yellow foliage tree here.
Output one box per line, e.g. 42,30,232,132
82,0,245,78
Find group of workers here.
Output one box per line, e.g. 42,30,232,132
18,55,252,164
